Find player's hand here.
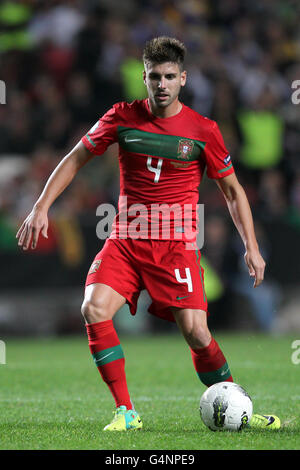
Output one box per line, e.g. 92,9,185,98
16,207,48,251
244,248,266,288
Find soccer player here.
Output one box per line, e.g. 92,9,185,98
16,37,280,431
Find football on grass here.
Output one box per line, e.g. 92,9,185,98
199,382,253,431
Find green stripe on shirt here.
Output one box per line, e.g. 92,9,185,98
117,126,206,161
218,163,233,173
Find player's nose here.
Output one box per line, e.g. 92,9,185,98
158,77,167,89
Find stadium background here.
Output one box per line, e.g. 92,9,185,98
1,0,300,338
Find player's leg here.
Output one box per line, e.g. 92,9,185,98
82,238,144,431
82,282,126,323
81,282,134,410
141,240,233,387
81,282,142,431
171,306,281,430
171,307,233,386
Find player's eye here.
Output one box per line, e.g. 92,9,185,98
149,73,161,80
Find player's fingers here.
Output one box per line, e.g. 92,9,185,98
246,261,258,287
16,221,26,239
41,223,48,239
22,225,33,250
244,254,254,276
31,226,41,250
17,224,28,247
253,262,265,287
247,261,255,277
249,268,256,277
255,269,265,287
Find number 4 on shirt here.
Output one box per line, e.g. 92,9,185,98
147,157,163,183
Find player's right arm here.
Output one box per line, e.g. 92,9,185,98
17,103,120,250
16,141,94,250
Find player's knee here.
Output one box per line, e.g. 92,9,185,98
184,324,211,349
81,298,111,324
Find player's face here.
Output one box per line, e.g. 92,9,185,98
143,62,186,111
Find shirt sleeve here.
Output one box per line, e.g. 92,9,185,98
81,105,119,155
203,121,234,179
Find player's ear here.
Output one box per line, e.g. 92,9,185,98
181,70,187,87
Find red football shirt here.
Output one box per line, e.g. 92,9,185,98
81,99,234,242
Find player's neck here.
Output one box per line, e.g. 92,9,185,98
147,98,182,119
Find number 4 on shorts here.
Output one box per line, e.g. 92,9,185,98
174,268,193,292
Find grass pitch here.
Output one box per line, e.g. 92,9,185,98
0,332,299,450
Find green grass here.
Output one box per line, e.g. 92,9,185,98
0,332,299,450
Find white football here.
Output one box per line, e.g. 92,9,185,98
199,382,253,431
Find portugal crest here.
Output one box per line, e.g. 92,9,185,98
177,139,194,160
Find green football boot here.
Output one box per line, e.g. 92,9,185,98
248,414,281,430
103,405,143,431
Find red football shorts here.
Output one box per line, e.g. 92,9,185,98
85,238,208,322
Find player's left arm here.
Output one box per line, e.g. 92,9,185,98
215,172,266,288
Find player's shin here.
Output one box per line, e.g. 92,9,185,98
190,337,233,387
85,320,133,410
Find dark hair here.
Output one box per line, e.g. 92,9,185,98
143,36,186,70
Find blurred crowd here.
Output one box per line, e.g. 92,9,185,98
1,0,300,332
